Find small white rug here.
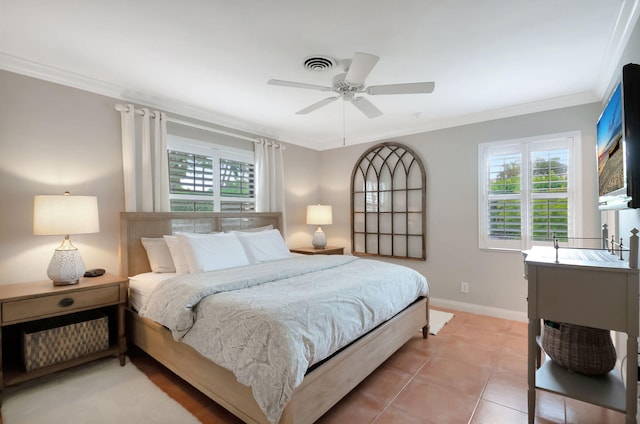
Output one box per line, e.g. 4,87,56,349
430,310,455,335
2,357,200,424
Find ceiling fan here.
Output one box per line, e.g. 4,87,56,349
268,52,435,118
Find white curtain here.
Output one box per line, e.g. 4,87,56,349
255,138,286,226
119,104,170,212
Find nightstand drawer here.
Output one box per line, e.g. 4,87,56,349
2,285,120,324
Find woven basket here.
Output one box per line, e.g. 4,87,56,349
22,310,109,372
542,320,616,375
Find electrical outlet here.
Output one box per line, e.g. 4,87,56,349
460,282,469,293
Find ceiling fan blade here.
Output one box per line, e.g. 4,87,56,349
344,52,380,86
366,82,435,95
268,79,333,92
351,97,383,118
296,96,340,114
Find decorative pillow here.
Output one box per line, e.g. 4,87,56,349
176,232,250,273
236,229,292,264
140,237,176,273
163,235,191,275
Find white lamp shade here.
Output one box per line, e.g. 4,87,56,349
306,205,332,225
34,195,100,235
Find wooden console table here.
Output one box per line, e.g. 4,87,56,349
524,247,638,423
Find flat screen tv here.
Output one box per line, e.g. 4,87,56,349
598,63,640,210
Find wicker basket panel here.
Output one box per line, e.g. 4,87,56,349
22,311,109,372
542,321,616,375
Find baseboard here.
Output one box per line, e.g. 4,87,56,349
429,297,527,323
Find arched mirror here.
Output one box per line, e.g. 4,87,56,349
351,142,426,260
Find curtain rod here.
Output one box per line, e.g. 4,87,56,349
114,103,283,148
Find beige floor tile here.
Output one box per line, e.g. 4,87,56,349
373,405,428,424
564,398,626,424
483,372,565,423
437,336,501,367
494,350,528,379
502,333,528,356
316,392,384,424
401,331,446,356
382,343,431,375
463,314,512,334
392,379,478,424
357,366,412,406
414,355,491,397
509,320,529,338
453,325,509,349
470,399,563,424
482,370,529,412
470,399,530,424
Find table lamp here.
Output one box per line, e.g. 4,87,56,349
306,204,332,249
33,192,100,285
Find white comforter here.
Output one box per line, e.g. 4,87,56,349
139,255,428,423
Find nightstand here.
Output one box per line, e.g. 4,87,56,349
290,246,344,255
0,273,128,400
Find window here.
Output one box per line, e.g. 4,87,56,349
478,132,581,250
168,135,255,212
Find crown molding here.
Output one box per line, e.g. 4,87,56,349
0,53,281,144
594,0,640,99
0,53,126,99
303,90,599,151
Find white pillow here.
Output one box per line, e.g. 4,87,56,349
176,232,250,273
163,235,191,275
236,229,292,264
141,237,176,273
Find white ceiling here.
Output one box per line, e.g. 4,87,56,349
1,0,638,150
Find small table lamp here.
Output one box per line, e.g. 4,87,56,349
307,204,332,249
33,192,100,285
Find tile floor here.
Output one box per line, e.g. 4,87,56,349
129,308,629,423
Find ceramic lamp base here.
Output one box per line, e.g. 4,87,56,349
312,227,327,249
47,247,85,285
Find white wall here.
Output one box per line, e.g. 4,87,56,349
282,143,322,247
319,103,602,319
0,70,321,284
0,71,124,283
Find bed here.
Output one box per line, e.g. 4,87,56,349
120,211,429,424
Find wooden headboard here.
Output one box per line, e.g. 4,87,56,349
119,212,284,277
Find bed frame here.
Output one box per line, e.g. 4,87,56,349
120,212,429,424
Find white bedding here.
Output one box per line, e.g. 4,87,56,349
139,255,428,424
128,272,178,311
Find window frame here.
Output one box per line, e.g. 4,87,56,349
477,131,582,251
167,135,255,212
